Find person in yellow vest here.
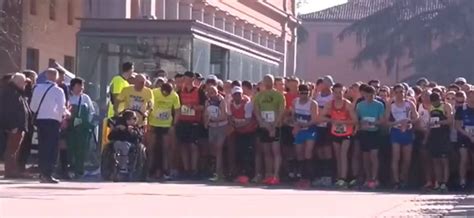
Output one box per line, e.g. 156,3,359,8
116,74,154,125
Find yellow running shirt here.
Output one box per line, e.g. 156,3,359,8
149,88,181,128
117,86,154,116
107,75,130,118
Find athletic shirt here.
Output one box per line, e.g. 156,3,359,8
418,104,431,129
178,87,202,123
390,101,412,129
429,103,449,132
457,104,474,137
330,100,354,136
315,93,333,127
230,97,257,133
206,96,227,127
294,98,312,125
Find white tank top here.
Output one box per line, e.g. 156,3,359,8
294,98,312,124
315,93,333,127
391,101,412,128
418,104,430,129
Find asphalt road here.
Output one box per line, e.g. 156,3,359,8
1,179,474,217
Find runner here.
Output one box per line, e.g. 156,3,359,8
426,92,453,192
176,71,206,179
205,85,228,182
282,77,299,180
355,85,385,189
322,83,356,188
386,84,418,190
117,74,154,125
108,62,133,118
415,90,434,190
313,76,334,187
455,90,474,190
229,86,258,184
254,74,285,185
148,83,180,180
292,84,318,188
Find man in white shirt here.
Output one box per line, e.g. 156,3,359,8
30,68,69,183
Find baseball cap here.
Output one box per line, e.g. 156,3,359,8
322,75,335,86
231,86,243,95
206,74,218,81
455,77,467,84
195,73,204,80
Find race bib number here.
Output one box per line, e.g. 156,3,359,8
333,124,347,134
207,106,220,119
131,100,143,111
465,126,474,136
31,127,38,145
234,118,246,124
430,117,440,128
363,117,376,129
181,105,196,116
155,109,171,121
261,111,275,123
297,117,309,124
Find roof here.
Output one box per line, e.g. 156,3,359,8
298,0,444,22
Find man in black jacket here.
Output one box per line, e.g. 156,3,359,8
0,73,31,178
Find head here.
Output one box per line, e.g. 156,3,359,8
11,73,27,90
70,77,85,95
223,80,233,94
461,84,471,93
416,77,429,88
287,77,299,93
420,90,432,105
455,91,466,105
127,73,137,85
368,80,381,91
349,82,362,99
154,77,166,88
193,73,204,87
134,74,146,90
298,84,310,100
332,83,345,100
263,74,275,90
122,62,134,78
242,80,253,96
183,71,194,87
455,77,467,87
274,77,285,93
448,84,461,92
393,84,406,101
160,83,173,97
231,80,241,88
122,110,138,126
231,86,243,103
445,91,456,106
207,85,219,98
315,78,324,93
378,86,390,101
322,75,335,91
155,69,167,79
45,68,59,82
174,73,183,89
466,90,474,106
55,67,65,83
364,85,376,101
22,70,37,85
430,92,442,107
359,83,370,99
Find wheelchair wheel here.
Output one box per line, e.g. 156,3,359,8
100,143,115,181
131,144,148,182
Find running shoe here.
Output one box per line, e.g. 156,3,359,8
263,176,273,185
251,174,263,184
236,175,250,185
348,179,359,188
267,177,280,186
335,179,347,189
366,180,378,189
439,183,448,193
296,179,311,189
312,178,323,187
460,183,467,191
321,177,333,187
208,174,223,182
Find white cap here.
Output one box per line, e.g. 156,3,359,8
322,75,335,86
455,77,467,84
231,86,243,95
206,74,218,81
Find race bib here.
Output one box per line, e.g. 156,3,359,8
234,118,246,123
155,108,171,121
261,111,275,123
181,105,196,116
465,126,474,136
131,100,143,111
207,106,220,119
429,117,440,128
363,117,376,129
31,127,38,145
333,124,347,134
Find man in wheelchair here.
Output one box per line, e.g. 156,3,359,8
102,110,147,181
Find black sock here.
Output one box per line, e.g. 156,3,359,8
321,159,332,177
289,159,297,175
304,159,313,180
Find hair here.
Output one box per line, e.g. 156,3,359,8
332,83,344,90
428,81,438,88
393,84,405,91
364,85,376,94
70,77,84,88
161,83,173,94
430,92,441,102
287,76,300,84
448,84,461,91
55,67,65,75
11,73,26,83
298,84,310,92
184,71,194,78
368,80,380,86
466,90,474,97
432,87,442,94
22,70,37,79
274,77,284,83
316,78,324,86
174,73,183,79
122,62,134,72
122,110,136,121
359,83,369,92
242,80,252,90
455,91,466,98
416,78,429,86
231,80,241,87
412,86,422,96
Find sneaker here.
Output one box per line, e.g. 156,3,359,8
236,175,249,185
208,174,222,182
366,180,378,189
393,183,401,190
251,174,263,184
439,183,448,193
348,179,358,188
321,177,332,187
335,179,347,189
312,178,323,187
460,183,467,191
296,179,311,189
263,176,273,185
267,177,280,186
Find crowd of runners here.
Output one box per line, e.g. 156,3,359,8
104,62,474,192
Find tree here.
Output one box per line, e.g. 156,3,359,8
339,0,474,83
0,0,23,73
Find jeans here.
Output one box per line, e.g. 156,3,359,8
36,119,61,177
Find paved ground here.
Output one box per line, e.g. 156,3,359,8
1,179,474,218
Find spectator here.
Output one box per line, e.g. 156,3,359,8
30,68,69,183
0,73,32,178
18,70,38,172
0,74,14,159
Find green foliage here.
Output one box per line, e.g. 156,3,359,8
339,0,474,83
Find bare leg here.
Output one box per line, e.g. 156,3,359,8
340,139,351,180
400,145,413,183
391,143,401,184
272,142,282,178
370,149,379,181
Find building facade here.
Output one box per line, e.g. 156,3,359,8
77,0,298,112
297,0,415,85
0,0,81,75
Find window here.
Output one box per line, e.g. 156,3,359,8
30,0,37,15
67,0,74,25
26,48,40,73
49,0,56,20
317,32,334,56
48,59,56,67
64,56,74,72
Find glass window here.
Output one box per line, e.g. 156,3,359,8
26,48,39,73
49,0,56,20
67,0,74,25
30,0,37,15
64,56,74,72
192,39,210,76
317,32,334,56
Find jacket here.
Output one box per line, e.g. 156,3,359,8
0,83,32,132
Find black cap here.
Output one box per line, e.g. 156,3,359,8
184,71,194,78
194,73,204,80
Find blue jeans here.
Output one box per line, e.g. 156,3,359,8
36,119,60,177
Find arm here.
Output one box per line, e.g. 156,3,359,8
310,100,319,126
276,92,286,127
253,95,264,127
56,88,68,117
172,93,181,126
441,103,454,126
348,101,357,125
217,97,228,122
409,101,419,123
4,89,21,131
